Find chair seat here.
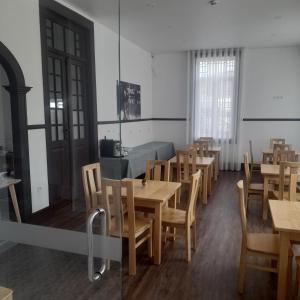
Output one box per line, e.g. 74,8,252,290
111,215,152,238
272,190,300,201
249,183,263,191
123,215,152,238
247,233,279,255
161,207,187,225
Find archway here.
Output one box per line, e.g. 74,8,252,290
0,41,32,220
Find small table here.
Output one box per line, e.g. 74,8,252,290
97,179,181,265
0,287,13,300
207,146,221,181
261,164,300,220
262,149,300,163
0,177,21,223
168,156,215,205
269,200,300,300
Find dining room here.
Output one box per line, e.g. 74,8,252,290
0,0,300,299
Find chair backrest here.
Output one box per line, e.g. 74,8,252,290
279,161,300,201
199,137,214,147
82,163,101,213
270,138,285,148
243,153,251,184
176,149,197,183
196,140,209,156
101,178,135,238
189,143,206,157
145,160,170,181
273,143,291,152
273,150,296,165
186,170,202,225
237,180,247,245
249,140,254,164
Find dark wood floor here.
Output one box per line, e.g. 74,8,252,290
2,171,298,299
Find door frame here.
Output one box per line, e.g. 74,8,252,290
39,0,98,206
0,41,32,220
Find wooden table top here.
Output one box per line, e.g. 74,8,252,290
0,177,21,189
169,156,215,166
269,200,300,233
263,148,300,155
261,164,300,176
208,146,221,152
97,179,181,203
0,287,12,299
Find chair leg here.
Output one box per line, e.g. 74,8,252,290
148,226,153,258
128,238,136,276
185,225,191,262
238,244,247,294
192,221,197,251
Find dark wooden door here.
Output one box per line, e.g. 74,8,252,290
41,11,97,208
47,54,71,202
67,60,91,208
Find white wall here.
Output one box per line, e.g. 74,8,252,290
0,0,49,213
152,47,300,160
152,52,188,148
239,47,300,161
95,23,153,147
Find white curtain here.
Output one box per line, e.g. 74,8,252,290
189,48,242,171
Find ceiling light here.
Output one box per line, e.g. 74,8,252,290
146,2,157,8
209,0,220,6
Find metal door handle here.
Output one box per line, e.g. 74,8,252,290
87,208,107,282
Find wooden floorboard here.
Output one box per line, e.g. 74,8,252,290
2,171,298,299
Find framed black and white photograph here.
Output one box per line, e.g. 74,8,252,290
118,81,141,120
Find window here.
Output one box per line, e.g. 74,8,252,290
194,49,240,142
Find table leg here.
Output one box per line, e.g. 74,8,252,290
169,188,180,241
8,184,21,223
216,153,220,178
214,153,218,181
153,203,162,265
202,167,208,205
262,176,269,220
207,165,212,195
277,232,290,300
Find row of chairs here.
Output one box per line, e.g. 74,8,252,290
82,160,202,275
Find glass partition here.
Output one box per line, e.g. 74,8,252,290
0,0,122,298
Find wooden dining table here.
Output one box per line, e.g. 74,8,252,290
261,164,300,220
97,178,181,265
168,156,214,205
269,200,300,300
0,177,21,223
262,148,300,163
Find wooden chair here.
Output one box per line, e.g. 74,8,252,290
82,163,102,213
145,160,170,181
249,140,261,174
273,161,300,201
270,138,285,148
295,257,300,300
162,170,201,261
101,178,153,276
273,143,292,152
176,149,197,185
188,143,206,157
273,150,296,165
199,137,214,147
236,180,293,294
244,153,264,209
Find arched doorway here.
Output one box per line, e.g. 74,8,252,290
0,41,32,220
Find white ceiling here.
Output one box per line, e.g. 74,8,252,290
65,0,300,53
